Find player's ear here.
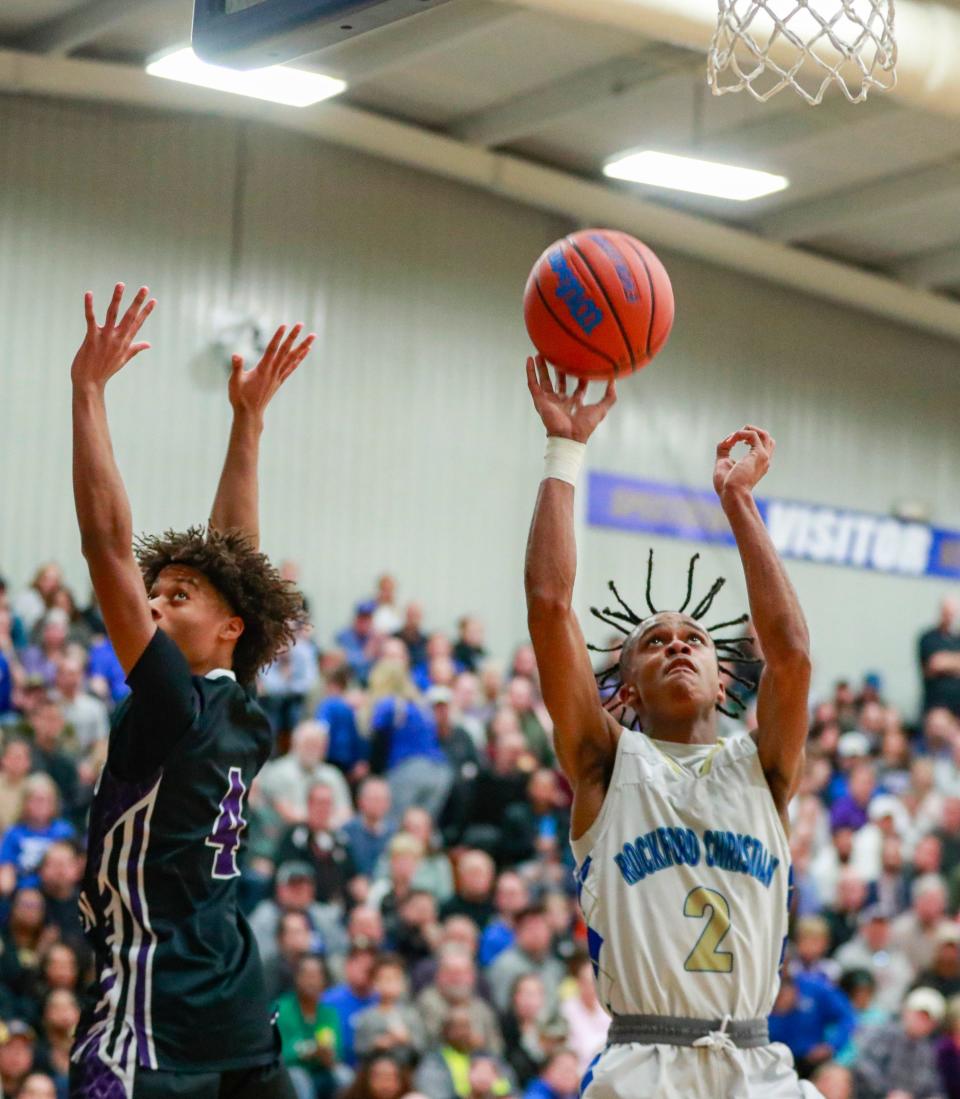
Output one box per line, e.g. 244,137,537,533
716,677,727,707
220,615,244,643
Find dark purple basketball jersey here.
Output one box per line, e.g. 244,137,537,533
72,629,276,1091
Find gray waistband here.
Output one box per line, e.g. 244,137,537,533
608,1014,769,1049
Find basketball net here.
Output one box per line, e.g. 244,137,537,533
708,0,897,105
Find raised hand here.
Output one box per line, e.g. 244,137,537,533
228,323,315,420
71,283,156,390
714,424,775,503
526,354,616,443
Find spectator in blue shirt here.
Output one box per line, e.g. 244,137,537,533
367,659,452,821
315,667,367,779
86,636,129,704
0,774,75,894
769,972,856,1077
342,777,395,878
320,946,378,1067
523,1050,580,1099
336,601,377,685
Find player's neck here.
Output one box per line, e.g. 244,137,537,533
644,710,718,746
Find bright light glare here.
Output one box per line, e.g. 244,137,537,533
146,48,346,108
604,151,788,202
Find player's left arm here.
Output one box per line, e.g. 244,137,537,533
715,426,811,819
209,323,315,549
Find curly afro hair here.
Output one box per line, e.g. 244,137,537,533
135,525,305,685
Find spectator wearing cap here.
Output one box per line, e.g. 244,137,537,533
337,601,378,685
320,945,379,1067
855,986,947,1099
249,862,346,967
891,874,951,974
920,597,960,719
937,993,960,1099
826,730,872,803
0,1020,37,1097
342,777,396,879
258,721,353,830
273,779,358,909
314,666,368,781
488,907,566,1015
917,922,960,999
367,659,453,821
275,954,341,1099
353,953,427,1065
834,905,914,1014
768,971,856,1078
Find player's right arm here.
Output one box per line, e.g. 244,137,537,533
71,284,157,675
524,356,620,832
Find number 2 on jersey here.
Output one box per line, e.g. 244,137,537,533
683,886,733,973
206,766,247,880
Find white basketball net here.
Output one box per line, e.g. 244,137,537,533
708,1,897,105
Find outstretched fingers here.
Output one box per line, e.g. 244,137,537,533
279,333,315,382
83,292,97,336
104,283,125,330
534,355,554,395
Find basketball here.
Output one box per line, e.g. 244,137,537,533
523,229,675,381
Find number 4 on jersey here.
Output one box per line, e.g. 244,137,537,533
206,766,248,879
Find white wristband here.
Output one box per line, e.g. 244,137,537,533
543,436,586,486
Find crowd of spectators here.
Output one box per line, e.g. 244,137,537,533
0,561,959,1099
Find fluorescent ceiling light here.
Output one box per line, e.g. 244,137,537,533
146,47,346,108
604,150,788,202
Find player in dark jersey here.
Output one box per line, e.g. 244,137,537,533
68,283,315,1099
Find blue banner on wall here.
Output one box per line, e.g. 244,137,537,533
587,471,960,581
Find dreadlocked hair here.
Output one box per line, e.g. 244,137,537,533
135,525,306,686
586,549,761,730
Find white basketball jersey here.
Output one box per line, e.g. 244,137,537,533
571,731,791,1021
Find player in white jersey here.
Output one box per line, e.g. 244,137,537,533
523,356,820,1099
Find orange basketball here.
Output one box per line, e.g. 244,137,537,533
523,229,674,381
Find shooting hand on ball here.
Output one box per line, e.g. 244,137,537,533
526,354,616,444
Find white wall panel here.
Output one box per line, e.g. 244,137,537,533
2,94,959,712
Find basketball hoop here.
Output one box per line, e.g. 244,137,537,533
708,0,897,105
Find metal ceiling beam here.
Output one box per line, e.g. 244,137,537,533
452,46,696,146
17,0,166,57
3,47,960,343
315,0,517,83
895,244,960,289
756,158,960,242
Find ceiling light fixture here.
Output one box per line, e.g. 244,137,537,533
604,150,788,202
